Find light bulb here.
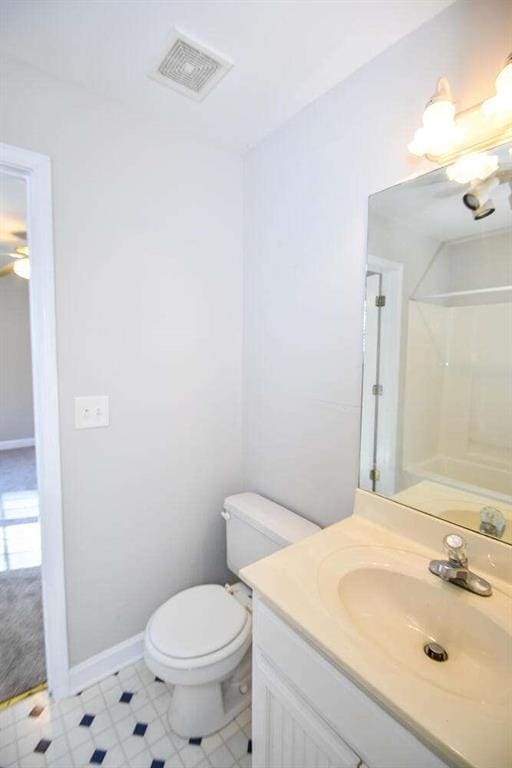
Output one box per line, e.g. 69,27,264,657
446,153,499,184
496,60,512,97
422,99,455,131
408,77,460,158
482,54,512,125
13,257,30,280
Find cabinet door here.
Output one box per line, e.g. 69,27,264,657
253,649,361,768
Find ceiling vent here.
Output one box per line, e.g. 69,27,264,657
149,30,233,102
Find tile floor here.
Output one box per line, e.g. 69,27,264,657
0,660,252,768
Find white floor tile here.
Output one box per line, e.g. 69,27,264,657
150,733,177,759
44,733,69,761
16,750,48,768
17,729,44,758
101,744,128,768
0,742,17,767
219,721,239,742
122,734,148,760
226,730,248,760
209,743,236,768
179,744,206,768
144,716,167,746
235,708,251,728
1,660,252,768
153,694,171,716
128,745,153,767
93,725,121,750
66,723,95,752
201,733,223,754
1,721,17,744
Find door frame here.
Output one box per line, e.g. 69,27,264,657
361,254,403,496
0,142,69,698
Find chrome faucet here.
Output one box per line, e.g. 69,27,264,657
429,533,492,597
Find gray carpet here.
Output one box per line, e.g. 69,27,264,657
0,567,46,702
0,447,45,702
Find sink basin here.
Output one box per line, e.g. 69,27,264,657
317,546,512,704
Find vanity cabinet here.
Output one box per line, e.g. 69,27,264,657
252,596,449,768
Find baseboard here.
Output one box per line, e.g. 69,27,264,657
68,632,144,696
0,437,35,451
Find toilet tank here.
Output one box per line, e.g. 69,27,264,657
223,492,320,577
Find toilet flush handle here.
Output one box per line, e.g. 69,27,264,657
221,509,230,521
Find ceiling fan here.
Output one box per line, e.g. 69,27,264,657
0,230,30,280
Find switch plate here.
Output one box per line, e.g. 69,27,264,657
74,396,109,429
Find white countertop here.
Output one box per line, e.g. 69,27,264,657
241,490,512,768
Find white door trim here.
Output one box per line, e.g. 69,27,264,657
0,142,69,698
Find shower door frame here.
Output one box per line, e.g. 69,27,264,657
0,142,69,699
360,254,403,496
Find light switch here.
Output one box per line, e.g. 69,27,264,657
74,395,109,429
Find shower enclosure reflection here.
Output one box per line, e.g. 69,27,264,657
361,141,512,543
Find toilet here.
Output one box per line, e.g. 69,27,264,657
144,492,320,738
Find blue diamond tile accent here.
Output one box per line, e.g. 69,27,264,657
151,761,165,768
248,739,252,754
80,714,95,727
133,722,148,737
119,691,133,703
90,749,107,765
34,739,52,754
189,737,202,746
154,676,164,683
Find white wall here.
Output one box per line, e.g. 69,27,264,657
243,0,512,527
0,54,244,664
0,271,35,442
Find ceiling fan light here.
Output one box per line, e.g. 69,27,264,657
13,257,31,280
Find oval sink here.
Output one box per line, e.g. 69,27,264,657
317,546,512,704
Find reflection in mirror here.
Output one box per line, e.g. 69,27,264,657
361,141,512,544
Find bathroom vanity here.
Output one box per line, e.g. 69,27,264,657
241,491,512,768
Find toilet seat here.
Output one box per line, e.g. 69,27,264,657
146,584,251,672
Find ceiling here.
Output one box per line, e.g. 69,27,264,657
0,173,27,269
370,142,512,242
0,0,453,152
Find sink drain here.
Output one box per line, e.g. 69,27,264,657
424,642,448,662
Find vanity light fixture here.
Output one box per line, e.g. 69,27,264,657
12,257,31,279
446,152,498,184
409,53,512,163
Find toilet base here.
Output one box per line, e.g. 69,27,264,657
168,665,251,738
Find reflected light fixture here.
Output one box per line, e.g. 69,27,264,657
8,245,29,259
446,152,498,184
408,52,512,163
462,175,499,220
12,257,31,280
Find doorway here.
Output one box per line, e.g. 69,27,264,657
0,143,69,701
0,170,45,702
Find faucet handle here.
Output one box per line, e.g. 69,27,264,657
443,533,468,566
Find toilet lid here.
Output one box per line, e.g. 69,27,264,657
147,584,249,660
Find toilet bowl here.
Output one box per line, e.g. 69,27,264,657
145,583,252,736
144,493,320,738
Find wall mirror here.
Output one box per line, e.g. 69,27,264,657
360,141,512,544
